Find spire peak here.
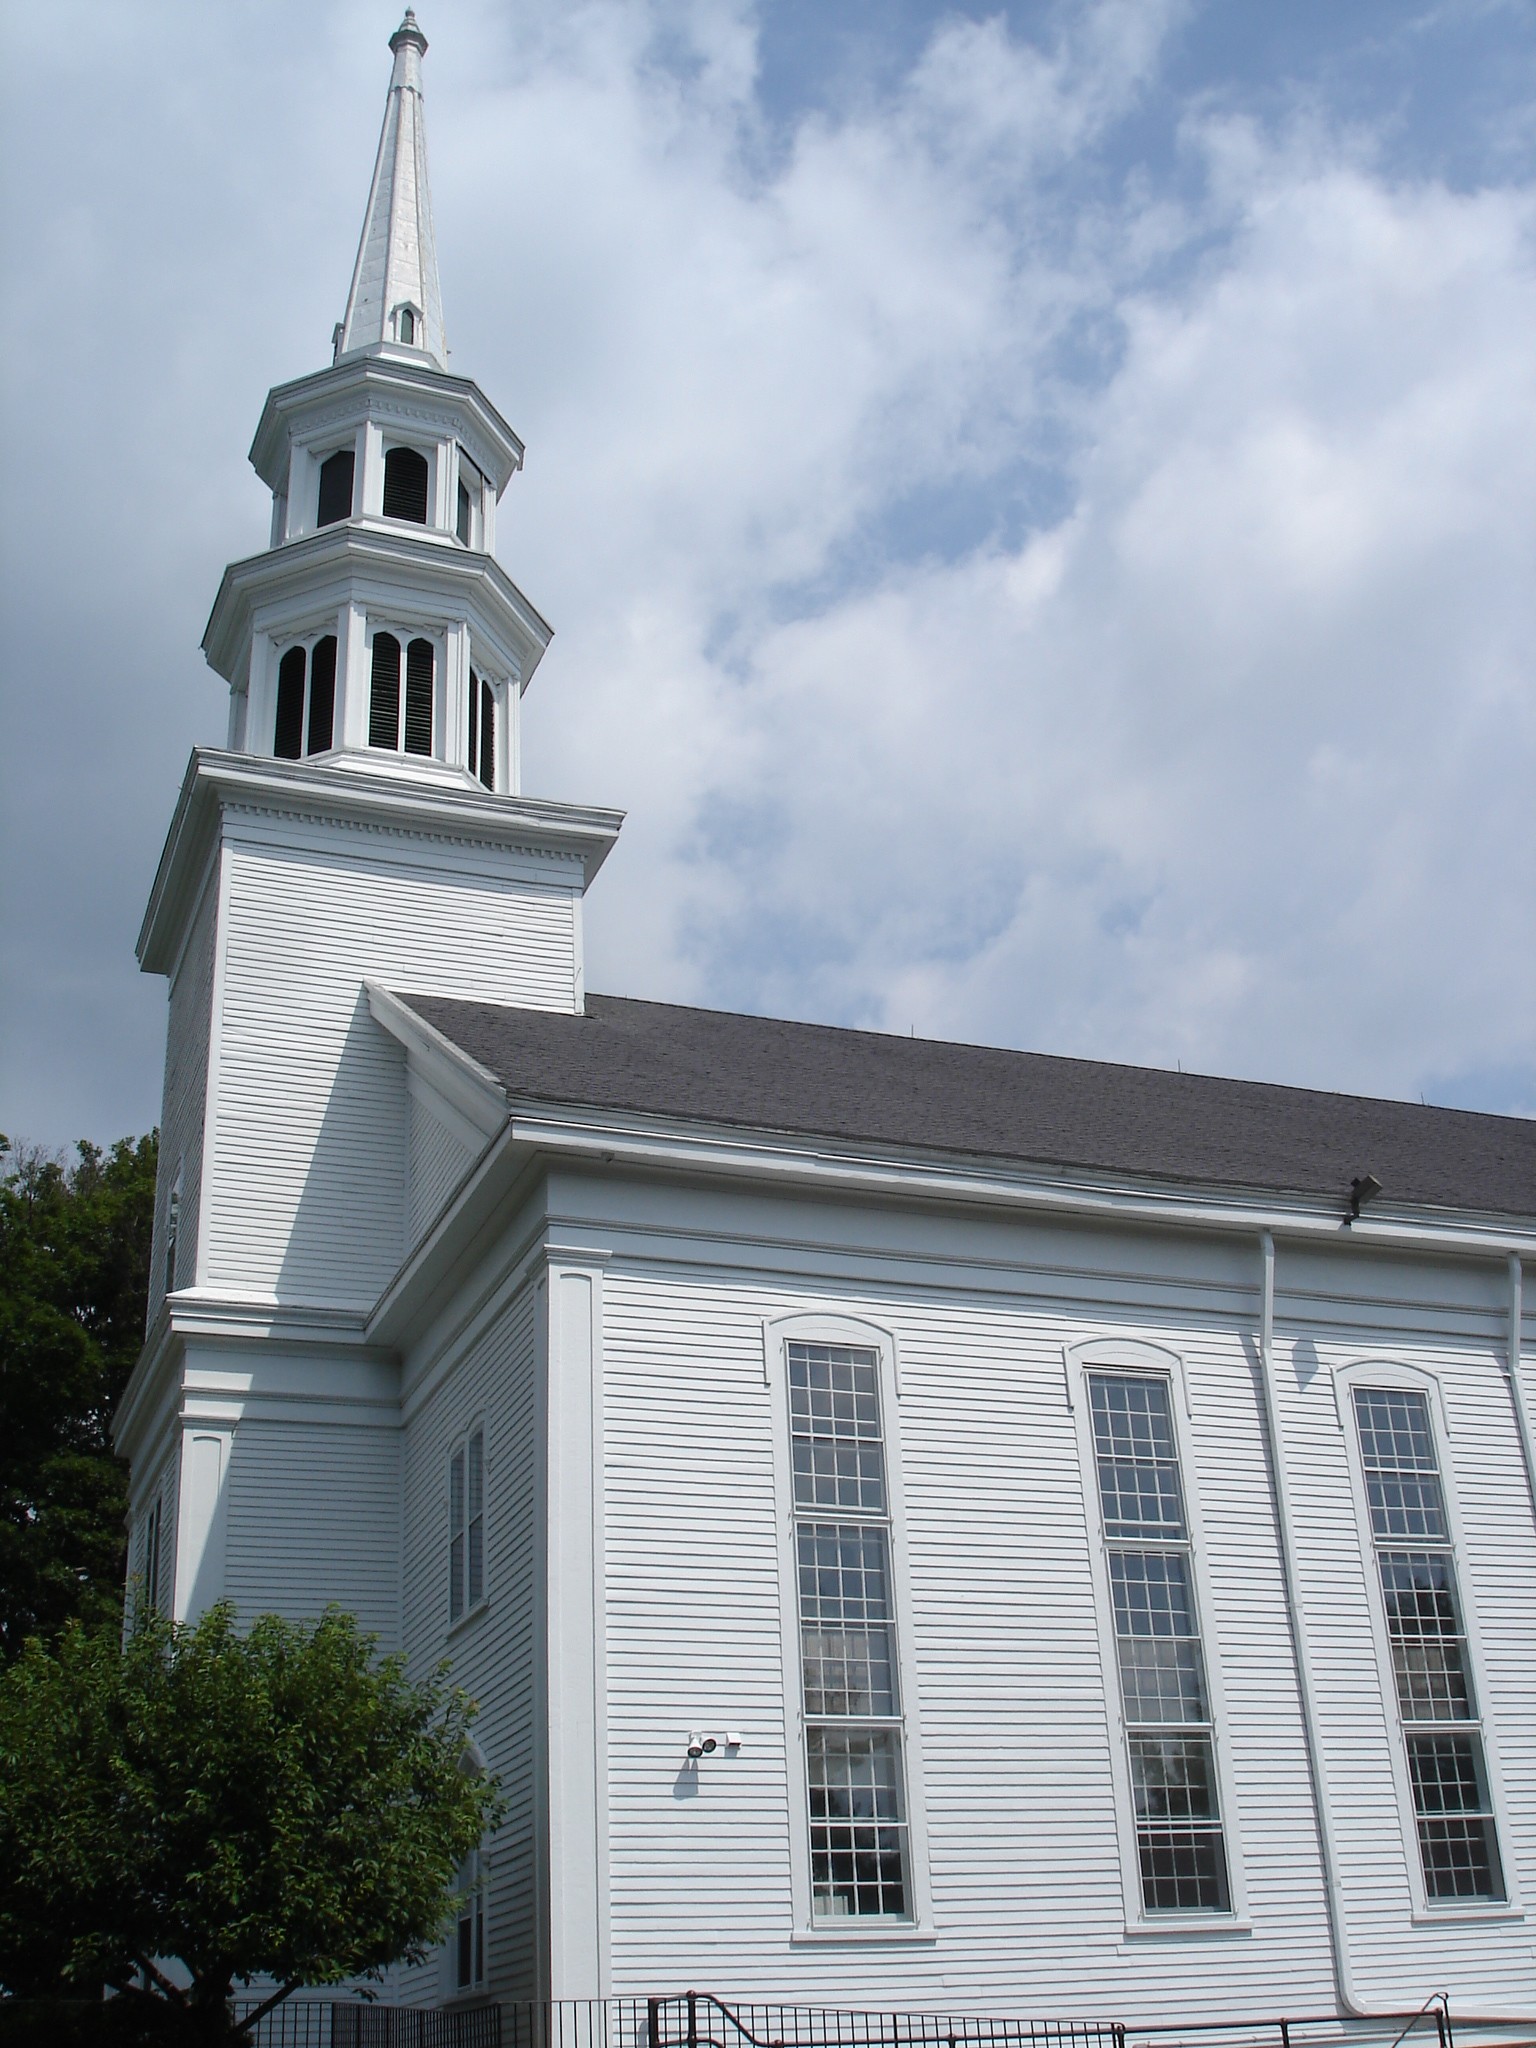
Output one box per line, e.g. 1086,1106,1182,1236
336,10,445,367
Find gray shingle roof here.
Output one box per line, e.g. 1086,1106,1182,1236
401,991,1536,1218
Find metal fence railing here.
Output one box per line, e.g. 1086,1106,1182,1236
223,1994,1470,2048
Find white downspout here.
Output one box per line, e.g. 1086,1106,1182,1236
1506,1255,1536,1525
1254,1230,1364,2017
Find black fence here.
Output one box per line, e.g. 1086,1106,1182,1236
227,1993,1467,2048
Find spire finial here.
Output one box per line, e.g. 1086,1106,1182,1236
335,11,446,367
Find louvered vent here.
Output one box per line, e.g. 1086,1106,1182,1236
404,638,434,755
274,647,306,759
369,633,401,749
478,676,495,790
457,479,472,546
316,449,355,527
382,446,429,524
307,636,337,753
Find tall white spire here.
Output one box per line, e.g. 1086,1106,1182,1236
336,11,447,367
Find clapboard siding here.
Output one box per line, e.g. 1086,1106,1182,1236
402,1274,542,2001
1275,1317,1536,2014
540,1169,1534,2022
221,1419,401,1642
597,1255,1338,2016
204,819,580,1306
148,862,217,1321
407,1094,476,1251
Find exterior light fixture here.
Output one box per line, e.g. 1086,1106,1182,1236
1347,1173,1383,1222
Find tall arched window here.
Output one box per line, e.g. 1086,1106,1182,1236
404,638,434,756
399,306,416,346
316,448,355,527
275,638,339,759
274,646,307,759
467,671,495,790
306,636,337,754
369,632,401,749
382,446,429,523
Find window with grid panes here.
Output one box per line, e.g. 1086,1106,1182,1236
1352,1388,1504,1902
448,1427,485,1627
1087,1373,1232,1914
788,1341,910,1920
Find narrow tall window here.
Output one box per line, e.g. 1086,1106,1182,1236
306,635,337,753
1088,1373,1231,1914
449,1427,486,1626
457,478,473,546
404,637,434,755
399,306,417,347
788,1341,910,1920
454,1843,486,1989
382,445,429,523
141,1496,162,1614
1353,1388,1504,1902
369,633,401,750
163,1169,181,1297
316,448,355,526
467,671,495,789
274,646,306,759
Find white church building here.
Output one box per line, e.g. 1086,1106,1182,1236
114,14,1536,2038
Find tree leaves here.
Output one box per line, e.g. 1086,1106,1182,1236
0,1605,502,2024
0,1133,158,1659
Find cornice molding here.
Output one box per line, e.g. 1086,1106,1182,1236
202,523,551,687
250,355,523,493
137,748,623,974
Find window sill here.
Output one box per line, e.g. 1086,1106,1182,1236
791,1924,936,1946
1410,1904,1524,1926
1122,1916,1252,1939
445,1602,489,1644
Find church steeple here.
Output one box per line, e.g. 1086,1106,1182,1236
336,11,447,367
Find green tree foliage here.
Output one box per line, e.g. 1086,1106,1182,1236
0,1604,502,2039
0,1132,158,1660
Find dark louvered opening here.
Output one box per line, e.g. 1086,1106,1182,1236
457,478,472,546
400,307,416,345
307,635,337,753
369,632,402,749
382,446,429,524
316,448,355,527
467,667,479,772
478,676,495,789
274,647,306,759
404,637,434,755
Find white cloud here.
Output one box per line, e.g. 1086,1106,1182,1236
2,0,1532,1143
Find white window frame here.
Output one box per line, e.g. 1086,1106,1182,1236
365,621,440,759
1065,1335,1248,1934
447,1422,488,1633
763,1311,934,1944
1334,1358,1522,1922
162,1161,182,1300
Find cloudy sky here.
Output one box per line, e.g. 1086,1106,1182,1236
2,0,1533,1152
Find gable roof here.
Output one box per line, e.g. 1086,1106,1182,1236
399,991,1536,1219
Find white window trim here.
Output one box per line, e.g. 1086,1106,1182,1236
1065,1335,1250,1936
446,1419,489,1636
365,621,441,759
1333,1357,1524,1923
762,1311,935,1944
444,1736,491,1998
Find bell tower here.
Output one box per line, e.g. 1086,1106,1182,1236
117,14,622,1629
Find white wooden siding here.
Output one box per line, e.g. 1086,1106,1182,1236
407,1092,476,1251
220,1418,401,1642
401,1272,543,2001
148,862,217,1320
202,816,581,1307
543,1173,1533,2020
